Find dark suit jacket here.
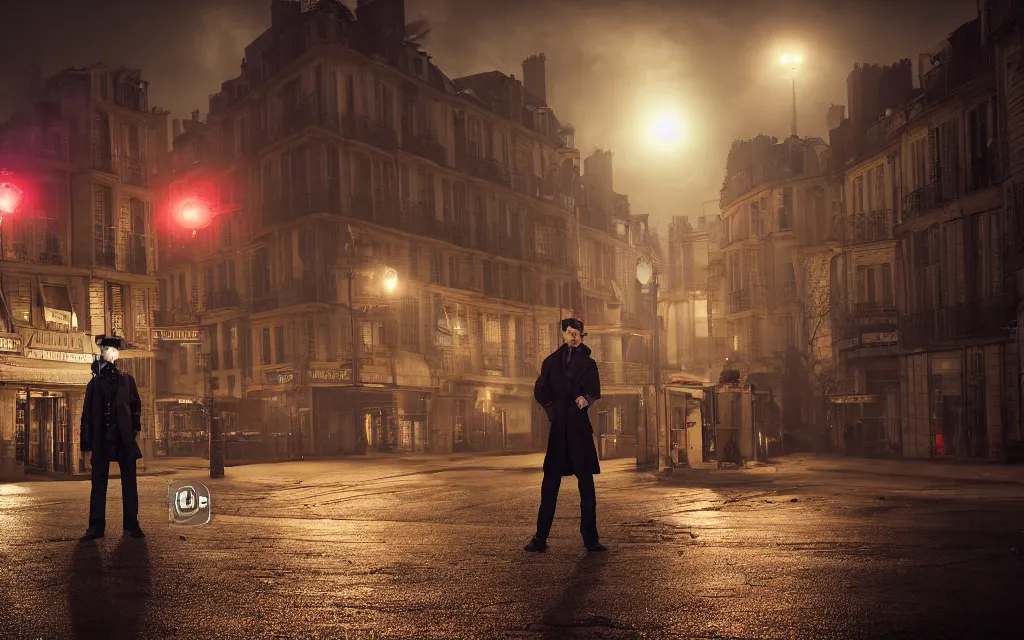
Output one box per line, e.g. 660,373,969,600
534,342,601,476
80,364,143,460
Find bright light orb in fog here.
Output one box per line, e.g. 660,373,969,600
644,107,687,152
382,267,398,293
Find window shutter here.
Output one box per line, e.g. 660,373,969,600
89,280,105,335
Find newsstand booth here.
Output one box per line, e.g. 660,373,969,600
707,383,772,468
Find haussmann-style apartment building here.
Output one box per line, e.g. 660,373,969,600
152,0,657,461
0,65,167,479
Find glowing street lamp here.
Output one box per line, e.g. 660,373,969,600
0,174,24,225
779,54,804,137
382,267,398,294
636,255,667,469
173,197,215,237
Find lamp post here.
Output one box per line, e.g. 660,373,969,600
0,172,25,255
780,55,803,137
636,255,666,469
172,194,221,477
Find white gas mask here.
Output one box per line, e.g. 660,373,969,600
101,346,120,363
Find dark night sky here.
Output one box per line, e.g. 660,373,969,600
0,0,979,228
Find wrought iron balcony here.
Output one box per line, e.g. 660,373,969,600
967,154,1000,193
898,295,1013,349
596,361,650,385
901,180,957,223
854,302,897,318
262,186,343,227
466,156,511,189
842,209,894,245
116,154,147,187
206,290,240,311
91,152,114,174
343,114,399,152
1,226,66,265
401,129,447,166
727,288,766,314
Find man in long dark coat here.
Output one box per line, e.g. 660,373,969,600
80,335,146,541
525,318,606,553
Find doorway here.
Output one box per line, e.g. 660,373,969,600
18,391,70,473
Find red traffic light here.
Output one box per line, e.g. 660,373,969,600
0,180,24,216
173,197,214,231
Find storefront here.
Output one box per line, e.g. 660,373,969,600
1,330,94,478
156,396,206,457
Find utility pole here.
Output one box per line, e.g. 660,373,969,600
347,225,365,454
200,328,223,478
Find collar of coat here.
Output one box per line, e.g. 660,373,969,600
559,342,592,358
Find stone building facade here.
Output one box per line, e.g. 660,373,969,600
0,65,166,478
153,0,656,460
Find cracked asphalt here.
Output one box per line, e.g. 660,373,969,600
1,453,1023,639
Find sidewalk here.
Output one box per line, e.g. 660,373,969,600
657,453,1024,485
19,449,545,482
778,453,1024,484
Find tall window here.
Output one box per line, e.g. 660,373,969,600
274,326,286,364
909,136,928,191
261,327,271,365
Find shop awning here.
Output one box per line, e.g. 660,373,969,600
156,395,204,405
0,363,93,386
828,394,881,404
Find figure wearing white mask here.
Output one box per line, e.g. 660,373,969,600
80,335,145,540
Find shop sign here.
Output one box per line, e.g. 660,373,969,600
152,328,202,342
25,348,94,364
23,329,87,353
309,368,352,383
262,370,294,385
0,334,22,353
848,345,896,359
837,338,859,351
861,331,898,345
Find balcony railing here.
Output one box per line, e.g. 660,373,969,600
854,302,897,318
899,295,1013,348
90,152,114,174
262,186,343,227
252,277,337,313
901,180,957,223
727,288,766,314
842,209,893,245
1,226,66,265
124,234,149,275
116,154,147,188
344,114,399,152
466,156,511,189
596,361,650,385
206,290,240,311
401,129,447,166
967,154,1000,193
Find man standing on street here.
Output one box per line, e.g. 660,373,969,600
80,334,146,541
525,318,606,553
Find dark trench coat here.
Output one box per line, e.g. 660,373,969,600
534,342,601,477
80,363,144,460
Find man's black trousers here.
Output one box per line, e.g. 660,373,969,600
88,451,139,531
535,471,599,547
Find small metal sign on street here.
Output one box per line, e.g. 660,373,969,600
152,328,202,342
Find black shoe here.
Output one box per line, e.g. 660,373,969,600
123,525,146,539
80,527,104,541
524,537,548,553
586,542,607,553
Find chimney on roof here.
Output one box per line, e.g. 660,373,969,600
522,54,547,106
191,109,200,121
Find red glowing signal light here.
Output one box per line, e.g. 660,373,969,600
0,180,24,216
173,197,214,232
